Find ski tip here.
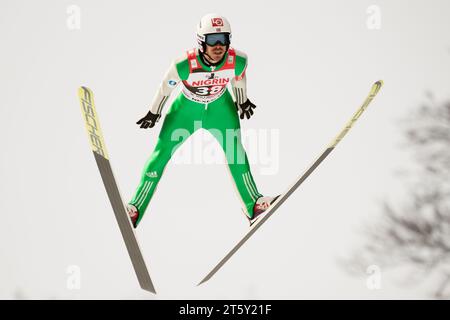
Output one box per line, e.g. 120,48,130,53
373,80,384,91
78,86,91,95
370,80,383,95
78,86,94,102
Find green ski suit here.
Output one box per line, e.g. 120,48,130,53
129,47,262,226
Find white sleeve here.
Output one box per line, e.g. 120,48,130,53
231,73,248,105
231,49,248,105
149,61,181,116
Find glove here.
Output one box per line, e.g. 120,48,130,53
136,110,161,129
235,99,256,120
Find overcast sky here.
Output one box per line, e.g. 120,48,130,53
1,0,449,299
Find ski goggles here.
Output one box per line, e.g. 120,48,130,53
205,33,230,46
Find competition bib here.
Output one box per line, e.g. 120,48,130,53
181,48,236,104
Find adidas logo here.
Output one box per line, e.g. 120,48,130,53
146,171,158,178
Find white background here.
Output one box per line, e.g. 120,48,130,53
1,0,449,299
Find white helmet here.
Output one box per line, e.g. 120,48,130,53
196,13,232,52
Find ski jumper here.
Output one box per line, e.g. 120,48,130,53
129,48,262,225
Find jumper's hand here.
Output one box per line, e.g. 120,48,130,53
136,110,161,129
236,99,256,120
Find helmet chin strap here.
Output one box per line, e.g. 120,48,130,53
204,52,219,63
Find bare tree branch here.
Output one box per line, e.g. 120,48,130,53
343,96,450,298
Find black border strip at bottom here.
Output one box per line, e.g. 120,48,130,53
0,300,446,318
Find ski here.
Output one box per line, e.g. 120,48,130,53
78,86,156,293
198,80,384,286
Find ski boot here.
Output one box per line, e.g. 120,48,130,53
126,204,140,228
248,195,280,226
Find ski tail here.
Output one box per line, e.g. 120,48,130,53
197,80,384,286
78,87,156,293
